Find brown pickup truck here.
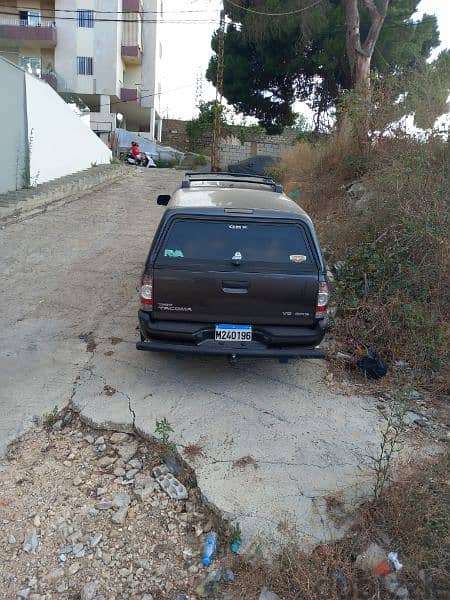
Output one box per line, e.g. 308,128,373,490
137,172,329,362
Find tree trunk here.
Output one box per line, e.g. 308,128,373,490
355,53,371,99
341,0,390,147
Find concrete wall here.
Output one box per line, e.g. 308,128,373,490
25,71,111,185
161,119,190,151
218,135,295,169
161,119,300,167
0,57,28,193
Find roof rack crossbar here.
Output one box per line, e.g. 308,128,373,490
182,172,283,193
184,171,275,182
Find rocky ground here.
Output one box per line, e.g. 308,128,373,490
0,411,236,600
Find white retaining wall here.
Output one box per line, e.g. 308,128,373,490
0,58,28,193
25,73,111,185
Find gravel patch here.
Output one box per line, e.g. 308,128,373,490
0,414,234,599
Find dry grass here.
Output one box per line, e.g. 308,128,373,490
278,132,449,389
183,442,204,461
85,338,97,352
353,453,450,596
231,454,449,599
232,455,258,469
103,385,116,396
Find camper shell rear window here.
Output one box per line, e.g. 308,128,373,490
156,219,317,272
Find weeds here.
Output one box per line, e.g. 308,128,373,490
369,409,404,500
232,454,449,599
183,443,204,461
279,125,449,388
354,453,449,596
154,417,174,451
194,153,208,166
232,455,258,469
42,405,59,427
103,385,116,397
230,522,242,546
154,159,178,168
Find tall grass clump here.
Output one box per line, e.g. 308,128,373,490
278,74,449,388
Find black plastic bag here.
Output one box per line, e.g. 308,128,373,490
357,352,388,379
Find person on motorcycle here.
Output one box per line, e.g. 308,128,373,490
130,141,141,164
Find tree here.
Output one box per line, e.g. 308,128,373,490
293,112,313,133
207,0,440,132
185,100,232,150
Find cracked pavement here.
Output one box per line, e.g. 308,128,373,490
1,168,383,550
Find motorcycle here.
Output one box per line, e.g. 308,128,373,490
125,151,156,168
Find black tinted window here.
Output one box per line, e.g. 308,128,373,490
158,220,314,267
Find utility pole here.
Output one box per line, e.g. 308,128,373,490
195,68,204,107
211,9,225,172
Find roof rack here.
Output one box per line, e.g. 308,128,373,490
182,171,283,193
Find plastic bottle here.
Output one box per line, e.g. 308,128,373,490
202,531,218,567
388,552,403,571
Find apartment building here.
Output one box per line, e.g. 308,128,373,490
0,0,163,139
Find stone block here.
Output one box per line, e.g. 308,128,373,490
152,464,188,500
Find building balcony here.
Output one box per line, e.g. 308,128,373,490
122,0,143,13
120,87,141,103
0,16,57,49
121,45,142,65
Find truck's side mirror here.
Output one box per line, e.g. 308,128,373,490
157,194,171,206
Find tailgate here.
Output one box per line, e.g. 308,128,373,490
153,268,318,325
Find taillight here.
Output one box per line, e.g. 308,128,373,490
316,281,329,319
140,274,153,311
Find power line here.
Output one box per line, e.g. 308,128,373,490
0,10,217,24
7,4,220,14
92,82,196,109
225,0,324,17
0,9,437,29
223,1,439,36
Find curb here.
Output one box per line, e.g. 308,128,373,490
0,165,133,227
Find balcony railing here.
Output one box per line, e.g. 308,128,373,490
121,45,142,64
121,87,141,102
0,15,57,46
122,0,143,13
0,15,56,28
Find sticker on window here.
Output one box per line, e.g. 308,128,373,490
290,254,307,263
164,249,184,258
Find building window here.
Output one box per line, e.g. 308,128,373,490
19,10,41,26
77,10,94,28
77,56,93,75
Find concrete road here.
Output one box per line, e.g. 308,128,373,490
0,168,172,455
1,168,382,549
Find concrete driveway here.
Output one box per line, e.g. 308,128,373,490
1,168,382,549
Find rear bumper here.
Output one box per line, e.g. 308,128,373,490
137,311,327,358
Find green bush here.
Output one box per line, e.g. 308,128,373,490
154,159,178,168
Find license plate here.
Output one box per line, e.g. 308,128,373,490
215,324,252,342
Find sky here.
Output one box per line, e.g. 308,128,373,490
160,0,450,121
